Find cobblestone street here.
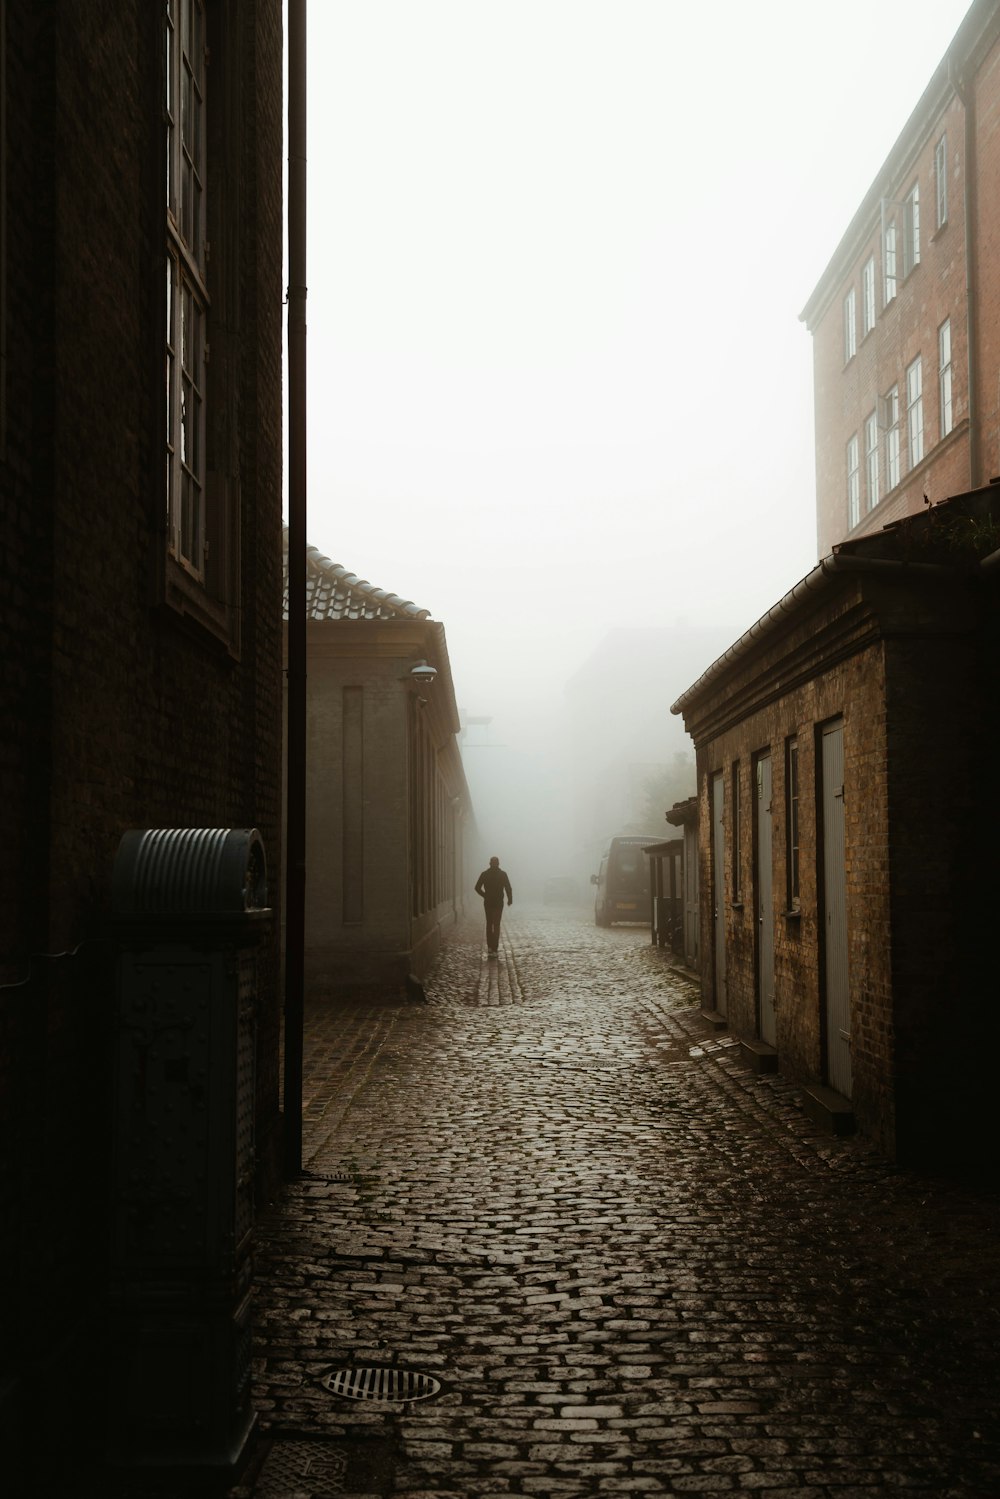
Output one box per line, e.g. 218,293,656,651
239,907,1000,1498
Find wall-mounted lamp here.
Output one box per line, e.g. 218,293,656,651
409,660,438,687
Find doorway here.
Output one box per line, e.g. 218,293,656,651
711,772,727,1015
755,753,776,1046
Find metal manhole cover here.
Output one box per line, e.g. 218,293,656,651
321,1365,441,1403
255,1439,349,1496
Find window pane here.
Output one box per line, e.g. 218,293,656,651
885,386,900,490
939,319,953,437
904,184,920,275
862,257,875,335
166,0,207,582
936,135,947,228
847,434,860,528
884,220,897,303
865,411,879,511
907,358,923,467
844,288,856,362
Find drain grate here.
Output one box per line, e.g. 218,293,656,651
321,1365,441,1403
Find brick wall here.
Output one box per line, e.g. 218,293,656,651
690,586,896,1143
681,549,1000,1173
812,86,973,557
0,0,284,1449
973,27,1000,486
808,13,1000,558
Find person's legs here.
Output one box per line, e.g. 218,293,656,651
485,906,502,952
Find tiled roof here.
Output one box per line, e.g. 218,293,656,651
282,527,430,622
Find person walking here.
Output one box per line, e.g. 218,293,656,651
474,856,513,957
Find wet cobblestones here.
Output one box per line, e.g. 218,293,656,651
242,906,1000,1497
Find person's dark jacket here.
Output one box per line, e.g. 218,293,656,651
475,866,513,909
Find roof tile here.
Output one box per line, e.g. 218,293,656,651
282,527,430,622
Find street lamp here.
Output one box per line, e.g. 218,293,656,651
409,659,438,687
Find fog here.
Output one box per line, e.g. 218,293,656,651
295,0,973,893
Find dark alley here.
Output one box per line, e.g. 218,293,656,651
236,908,1000,1497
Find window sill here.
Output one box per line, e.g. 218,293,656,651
163,556,240,659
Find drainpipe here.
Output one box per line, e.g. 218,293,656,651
283,0,307,1178
950,57,980,490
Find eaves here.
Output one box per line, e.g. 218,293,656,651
670,554,963,738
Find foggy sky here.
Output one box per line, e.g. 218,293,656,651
293,0,974,880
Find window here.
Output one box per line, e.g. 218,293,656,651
847,433,860,529
907,356,924,468
864,410,879,512
884,218,897,304
0,0,6,456
903,182,920,276
862,256,876,337
939,318,953,437
884,385,900,490
166,0,208,580
935,134,948,229
843,287,856,362
785,737,800,910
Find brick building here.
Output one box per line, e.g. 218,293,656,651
0,0,284,1468
284,536,473,995
801,0,1000,558
671,486,1000,1177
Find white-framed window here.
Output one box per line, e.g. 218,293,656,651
884,218,897,304
166,0,209,582
884,385,900,490
903,182,920,276
843,287,856,363
862,256,876,337
864,410,879,512
907,356,924,468
847,433,860,529
939,318,953,437
935,134,948,229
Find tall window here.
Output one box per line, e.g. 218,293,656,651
785,737,800,910
884,218,897,304
903,183,920,276
907,357,924,468
862,256,876,337
0,0,5,458
864,411,879,512
939,318,953,437
884,385,900,490
166,0,209,581
843,287,856,363
847,434,860,529
935,134,948,229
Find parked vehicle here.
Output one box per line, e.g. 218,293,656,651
591,835,660,926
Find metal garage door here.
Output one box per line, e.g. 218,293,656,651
821,719,852,1097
